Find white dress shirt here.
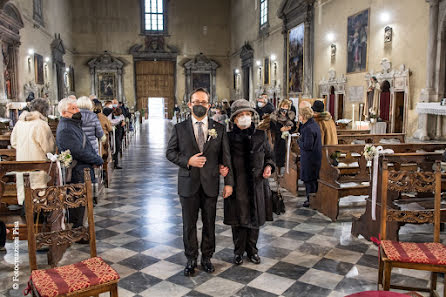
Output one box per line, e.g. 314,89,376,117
191,115,208,144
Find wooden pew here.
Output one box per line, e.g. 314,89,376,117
337,129,370,135
0,148,16,161
351,152,445,241
0,161,58,240
312,143,446,222
0,133,11,149
337,133,405,145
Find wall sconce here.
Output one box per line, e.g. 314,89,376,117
235,69,240,74
65,67,70,73
331,44,336,57
256,60,261,67
384,26,392,43
45,57,50,63
270,54,276,61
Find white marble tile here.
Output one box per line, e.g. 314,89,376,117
139,281,190,297
142,245,182,260
195,277,244,297
248,273,295,295
299,268,344,290
141,261,184,280
242,256,278,272
260,225,290,237
281,250,322,268
324,248,363,264
99,247,137,263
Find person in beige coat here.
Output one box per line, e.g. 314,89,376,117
11,99,56,197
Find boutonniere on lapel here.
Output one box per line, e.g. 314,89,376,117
208,128,218,141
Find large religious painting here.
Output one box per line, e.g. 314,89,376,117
263,57,270,85
98,72,116,100
192,73,210,92
347,9,369,73
33,0,44,26
288,23,304,94
34,53,44,85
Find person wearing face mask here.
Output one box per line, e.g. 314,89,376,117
255,93,275,120
103,100,114,117
270,99,297,175
166,88,234,277
219,99,275,266
56,98,103,232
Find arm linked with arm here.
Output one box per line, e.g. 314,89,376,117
220,129,234,186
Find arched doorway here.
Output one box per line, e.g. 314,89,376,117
380,80,391,132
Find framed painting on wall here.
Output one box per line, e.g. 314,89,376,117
98,72,116,100
34,53,44,85
347,9,369,73
192,73,210,92
263,57,270,85
288,23,304,94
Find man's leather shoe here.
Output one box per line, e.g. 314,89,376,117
248,254,261,264
201,258,215,273
234,254,243,265
184,259,197,276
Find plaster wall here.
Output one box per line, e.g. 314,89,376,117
3,0,73,104
70,0,231,108
313,0,429,136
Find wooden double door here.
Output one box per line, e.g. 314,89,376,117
135,60,175,119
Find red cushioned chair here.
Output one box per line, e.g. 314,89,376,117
24,169,119,297
378,160,445,296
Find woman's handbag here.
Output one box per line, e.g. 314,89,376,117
271,183,285,215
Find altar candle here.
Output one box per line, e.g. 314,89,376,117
352,104,355,129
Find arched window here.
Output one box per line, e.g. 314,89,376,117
141,0,167,35
260,0,268,27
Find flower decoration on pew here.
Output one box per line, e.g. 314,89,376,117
281,131,290,140
363,144,378,161
57,150,73,167
208,129,218,140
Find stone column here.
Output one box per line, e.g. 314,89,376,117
303,18,312,97
414,0,439,140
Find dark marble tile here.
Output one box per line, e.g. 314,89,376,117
165,252,188,266
266,261,308,280
334,278,376,295
391,273,429,288
337,242,370,254
95,219,122,228
100,202,125,209
118,254,159,270
294,208,317,216
118,272,162,293
183,290,213,297
271,220,300,229
126,227,153,238
298,243,332,257
234,286,279,297
218,265,263,284
121,240,158,252
164,237,185,249
313,258,354,275
167,270,213,289
95,210,124,217
357,254,379,269
94,229,120,240
214,248,235,262
281,230,314,241
258,246,291,260
282,281,331,297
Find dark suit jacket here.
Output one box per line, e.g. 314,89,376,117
166,117,234,198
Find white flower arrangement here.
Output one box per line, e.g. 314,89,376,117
58,150,73,167
363,144,377,161
281,131,290,140
208,128,218,140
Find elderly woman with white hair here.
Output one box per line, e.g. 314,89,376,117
77,96,104,155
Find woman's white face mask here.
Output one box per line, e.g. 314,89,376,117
237,115,252,129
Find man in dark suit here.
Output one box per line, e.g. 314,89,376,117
166,88,234,276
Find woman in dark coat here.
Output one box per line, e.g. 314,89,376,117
221,99,275,266
298,106,322,207
270,99,296,174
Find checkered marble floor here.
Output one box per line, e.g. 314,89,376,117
0,119,443,297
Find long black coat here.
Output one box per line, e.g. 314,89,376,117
166,117,234,198
298,117,322,182
270,112,297,168
224,125,275,228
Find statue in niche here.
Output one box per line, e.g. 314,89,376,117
365,76,380,120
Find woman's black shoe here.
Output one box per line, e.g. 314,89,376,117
114,166,122,169
234,254,243,265
201,258,215,273
302,200,310,208
248,254,261,264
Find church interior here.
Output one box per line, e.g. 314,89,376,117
0,0,446,296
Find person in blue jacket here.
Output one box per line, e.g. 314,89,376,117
56,97,103,230
298,105,322,208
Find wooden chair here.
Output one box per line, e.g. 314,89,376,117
378,160,445,296
24,169,119,297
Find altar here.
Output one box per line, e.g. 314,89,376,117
416,102,446,139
